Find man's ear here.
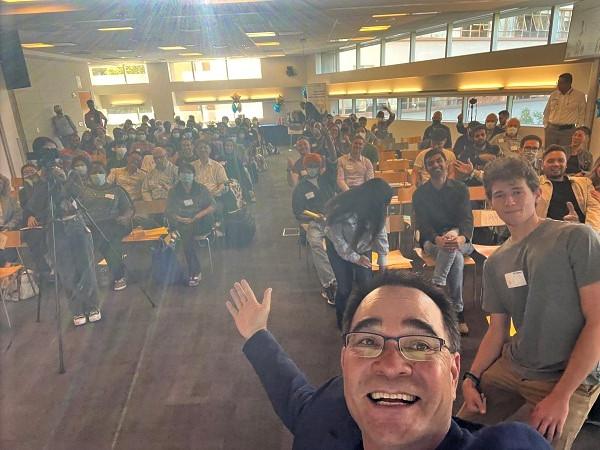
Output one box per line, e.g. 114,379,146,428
450,353,461,401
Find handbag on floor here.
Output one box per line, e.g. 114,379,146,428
4,268,38,302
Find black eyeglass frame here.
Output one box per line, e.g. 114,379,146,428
343,331,451,361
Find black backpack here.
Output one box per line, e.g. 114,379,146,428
224,208,256,248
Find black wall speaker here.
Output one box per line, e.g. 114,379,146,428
0,29,31,90
286,66,297,77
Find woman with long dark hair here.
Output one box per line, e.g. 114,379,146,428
325,178,393,328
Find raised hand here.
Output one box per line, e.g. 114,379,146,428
226,279,272,340
563,202,579,222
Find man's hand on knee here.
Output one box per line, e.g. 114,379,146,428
529,392,570,443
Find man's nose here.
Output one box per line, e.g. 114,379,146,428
372,341,413,377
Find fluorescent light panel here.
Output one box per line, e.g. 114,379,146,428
255,41,279,46
98,26,133,31
179,52,203,56
246,32,276,38
159,46,187,50
21,42,54,48
359,25,390,32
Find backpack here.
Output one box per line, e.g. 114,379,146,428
224,208,256,248
151,236,185,285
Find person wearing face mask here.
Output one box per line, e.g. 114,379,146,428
337,135,374,192
489,118,523,156
142,147,179,201
59,134,89,172
89,136,107,166
107,152,145,201
222,139,256,202
191,142,228,199
130,129,154,155
170,128,182,149
484,113,503,141
69,155,91,187
421,111,453,150
79,162,134,291
292,135,338,304
107,144,129,173
166,163,216,287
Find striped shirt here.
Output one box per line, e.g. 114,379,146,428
337,154,374,189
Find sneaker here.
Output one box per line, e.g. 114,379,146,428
113,277,127,291
322,283,336,306
73,314,87,326
88,310,102,323
188,273,202,287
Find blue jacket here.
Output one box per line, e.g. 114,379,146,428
243,330,553,450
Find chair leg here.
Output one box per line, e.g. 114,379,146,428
1,290,12,329
207,237,213,273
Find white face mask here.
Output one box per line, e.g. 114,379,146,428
485,121,496,130
506,127,518,136
115,147,127,158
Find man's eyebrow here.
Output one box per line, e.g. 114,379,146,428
350,318,381,333
402,318,439,337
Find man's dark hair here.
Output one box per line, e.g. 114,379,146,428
472,124,487,134
430,128,447,144
90,161,107,173
483,157,540,199
20,163,37,176
179,162,196,175
559,72,573,84
575,126,591,137
498,110,509,117
86,99,94,108
72,155,90,171
342,270,460,353
520,134,542,148
424,147,446,166
376,110,385,118
542,144,568,159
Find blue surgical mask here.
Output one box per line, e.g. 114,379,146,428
90,173,106,186
74,165,87,176
179,173,194,184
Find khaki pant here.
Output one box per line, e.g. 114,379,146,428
457,355,600,450
544,125,575,148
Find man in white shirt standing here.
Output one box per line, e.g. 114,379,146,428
543,73,587,148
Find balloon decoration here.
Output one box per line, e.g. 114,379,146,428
273,94,284,113
231,93,242,114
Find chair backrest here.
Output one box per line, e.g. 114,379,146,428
133,199,167,215
407,136,421,144
378,150,397,162
379,159,410,171
468,186,487,201
0,230,24,248
401,149,420,161
473,209,505,227
376,170,409,184
396,186,415,203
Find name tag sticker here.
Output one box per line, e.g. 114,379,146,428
104,193,115,200
505,270,527,288
510,145,519,151
184,199,194,206
305,192,315,200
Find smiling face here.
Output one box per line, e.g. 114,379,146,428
542,150,567,180
341,286,459,450
489,178,540,227
424,153,447,180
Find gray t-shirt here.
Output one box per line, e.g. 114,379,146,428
483,219,600,383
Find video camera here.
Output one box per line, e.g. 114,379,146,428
27,147,60,169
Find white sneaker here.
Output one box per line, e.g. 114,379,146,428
88,310,102,323
73,314,87,326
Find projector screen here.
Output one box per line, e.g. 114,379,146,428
565,0,600,60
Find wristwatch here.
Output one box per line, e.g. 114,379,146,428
462,371,482,392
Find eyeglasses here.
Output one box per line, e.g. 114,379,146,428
343,332,449,361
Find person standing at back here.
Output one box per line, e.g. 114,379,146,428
543,73,587,148
51,105,78,148
84,99,107,131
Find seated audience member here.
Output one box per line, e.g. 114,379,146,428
484,113,504,141
93,126,112,148
88,136,107,165
413,148,474,335
498,109,510,131
373,104,395,140
520,135,543,172
354,128,379,165
459,157,600,450
455,124,501,171
69,155,91,187
489,118,523,156
413,128,456,186
566,126,593,175
130,129,154,155
79,162,133,291
0,174,21,266
176,138,197,167
59,134,88,172
226,273,553,450
453,121,479,156
421,111,453,150
141,147,178,201
537,145,600,232
590,157,600,203
337,135,374,192
191,142,228,199
358,116,376,143
106,141,128,173
222,139,256,202
337,126,353,156
79,130,95,153
325,178,392,328
107,152,145,201
292,147,337,304
19,164,51,276
166,163,215,287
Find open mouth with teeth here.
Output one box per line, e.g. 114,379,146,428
368,392,420,406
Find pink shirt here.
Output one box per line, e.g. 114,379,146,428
337,154,374,189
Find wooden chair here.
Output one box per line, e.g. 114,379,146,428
133,199,167,215
379,159,410,171
376,170,409,184
372,251,412,271
378,150,397,162
468,186,487,202
0,265,22,330
401,149,420,161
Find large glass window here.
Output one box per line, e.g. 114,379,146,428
355,98,374,118
414,28,447,62
193,59,228,81
384,36,410,65
451,16,492,56
464,96,508,122
226,58,262,80
169,62,195,82
511,94,549,126
376,98,398,115
338,99,353,116
338,47,357,72
199,102,264,123
553,3,573,43
497,7,552,51
319,51,336,74
90,64,149,85
430,97,463,121
400,97,427,120
106,105,154,126
358,44,380,69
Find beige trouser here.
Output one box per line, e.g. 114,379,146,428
458,355,600,450
544,125,575,148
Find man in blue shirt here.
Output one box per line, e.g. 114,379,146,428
226,271,552,450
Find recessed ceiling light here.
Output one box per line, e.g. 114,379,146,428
412,11,439,15
330,38,350,43
246,31,276,38
255,41,280,46
371,13,409,18
350,36,376,42
98,26,134,31
179,52,203,56
158,46,187,50
21,42,54,48
359,25,391,32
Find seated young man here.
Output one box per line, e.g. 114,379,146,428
458,157,600,450
412,128,456,187
79,161,134,291
107,152,145,202
413,148,474,335
537,145,600,233
226,271,552,450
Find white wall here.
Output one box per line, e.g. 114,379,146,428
0,70,27,179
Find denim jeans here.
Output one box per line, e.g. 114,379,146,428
423,240,474,313
50,216,99,315
306,221,335,288
173,217,213,278
92,221,131,282
326,238,372,329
